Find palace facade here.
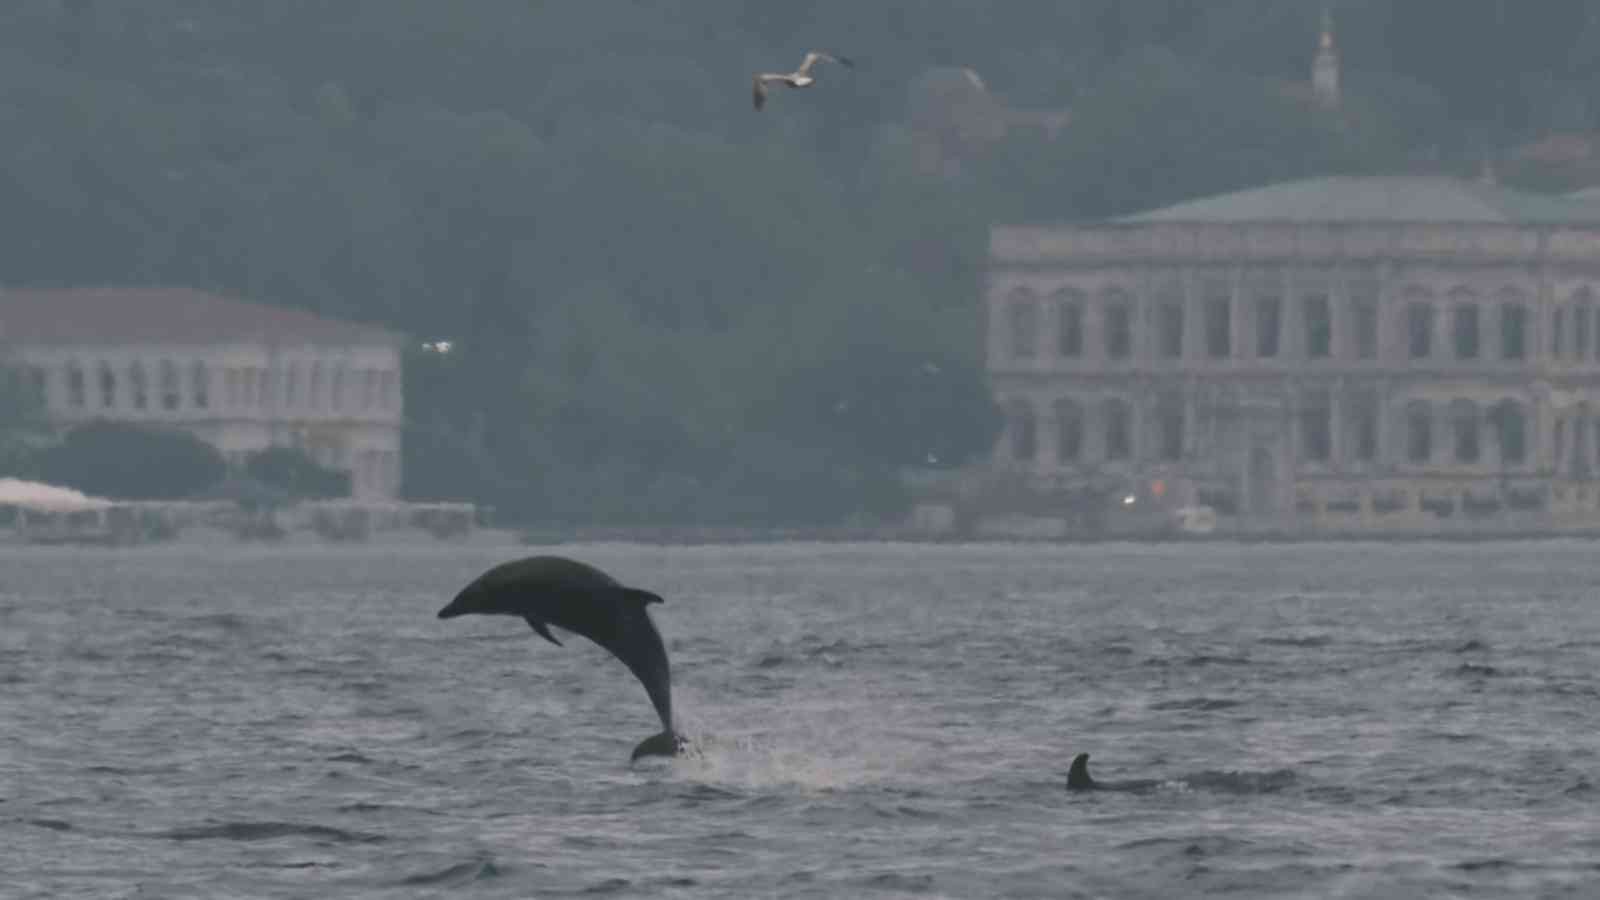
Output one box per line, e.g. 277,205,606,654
0,287,404,500
972,175,1600,537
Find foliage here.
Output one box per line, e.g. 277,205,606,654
1,2,1595,524
244,447,350,499
33,420,226,500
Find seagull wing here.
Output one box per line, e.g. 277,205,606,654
798,51,852,76
752,75,768,110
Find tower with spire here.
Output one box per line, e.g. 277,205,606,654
1312,5,1340,108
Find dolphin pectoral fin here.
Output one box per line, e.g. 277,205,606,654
525,617,563,647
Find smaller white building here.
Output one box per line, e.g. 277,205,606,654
0,286,405,500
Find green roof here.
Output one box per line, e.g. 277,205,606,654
1118,175,1600,225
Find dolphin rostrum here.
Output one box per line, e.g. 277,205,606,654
436,555,687,761
1066,753,1162,793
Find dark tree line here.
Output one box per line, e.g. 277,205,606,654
2,1,1596,523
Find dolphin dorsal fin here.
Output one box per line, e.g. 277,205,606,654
1067,753,1095,790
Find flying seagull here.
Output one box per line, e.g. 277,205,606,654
753,51,854,111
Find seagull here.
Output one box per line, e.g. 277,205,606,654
753,51,854,111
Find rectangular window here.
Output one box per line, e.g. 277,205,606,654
1104,303,1131,360
1552,307,1565,358
1408,303,1433,359
1256,296,1281,358
1453,305,1480,360
1300,389,1331,461
1008,299,1038,360
1158,302,1183,359
1500,304,1526,360
1204,294,1230,358
1352,298,1378,359
1575,306,1590,360
1058,301,1083,357
1303,294,1331,359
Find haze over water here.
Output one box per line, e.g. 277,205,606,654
3,541,1597,898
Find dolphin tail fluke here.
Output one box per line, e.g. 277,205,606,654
1067,753,1095,790
630,730,688,762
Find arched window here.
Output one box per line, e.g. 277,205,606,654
1103,396,1131,460
1054,397,1083,462
191,361,209,409
1009,399,1037,462
65,362,86,408
1054,288,1084,358
160,360,180,410
1406,399,1432,463
1006,288,1039,360
97,362,116,409
129,362,148,410
1450,399,1480,463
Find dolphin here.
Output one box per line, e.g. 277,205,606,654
436,555,687,762
1066,753,1162,793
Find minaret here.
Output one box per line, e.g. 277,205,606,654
1312,6,1340,108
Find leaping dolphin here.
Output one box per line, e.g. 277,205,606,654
436,555,687,762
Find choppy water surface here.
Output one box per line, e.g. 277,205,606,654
3,540,1598,898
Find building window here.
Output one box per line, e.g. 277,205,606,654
1009,400,1036,462
383,370,398,409
1300,387,1331,462
1452,302,1479,360
1350,279,1379,359
363,370,378,410
1054,397,1082,462
98,362,116,408
1406,400,1432,463
1255,295,1281,358
1155,393,1184,461
191,362,209,409
332,365,347,412
1490,400,1526,465
1348,389,1378,462
310,362,324,410
65,363,86,408
1157,300,1183,359
1056,290,1083,358
1103,295,1131,360
129,363,148,410
159,360,180,411
285,364,300,408
1500,302,1527,360
1007,290,1039,360
1407,302,1433,359
1576,301,1592,361
1204,290,1230,359
1450,400,1479,463
1103,397,1130,460
1552,306,1566,358
1555,418,1568,470
1303,294,1331,359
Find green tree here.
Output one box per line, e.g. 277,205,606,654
34,421,226,500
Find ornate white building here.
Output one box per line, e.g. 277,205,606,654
0,287,404,500
976,175,1600,536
